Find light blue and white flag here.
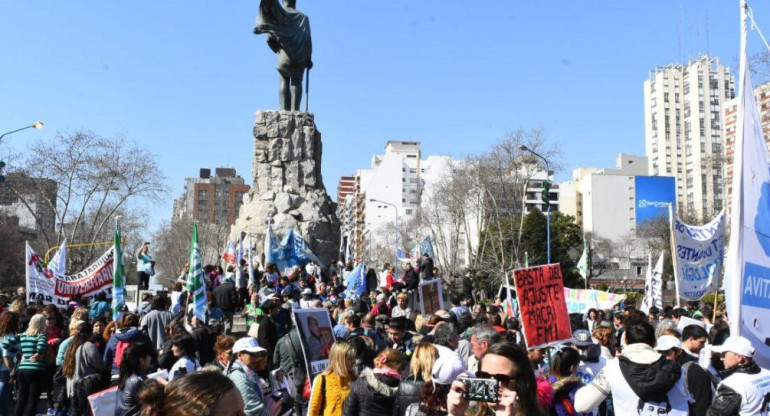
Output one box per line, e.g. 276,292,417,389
248,233,255,285
725,6,770,367
264,223,276,266
671,208,725,300
47,239,67,277
344,263,367,298
640,251,664,315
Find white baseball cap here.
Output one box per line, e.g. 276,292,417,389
712,336,754,358
655,335,682,352
431,354,466,385
233,337,267,354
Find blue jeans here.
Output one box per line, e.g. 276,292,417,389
0,369,9,416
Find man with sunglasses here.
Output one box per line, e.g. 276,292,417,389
228,337,282,416
706,336,770,416
655,335,713,416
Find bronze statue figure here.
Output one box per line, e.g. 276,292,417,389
254,0,313,112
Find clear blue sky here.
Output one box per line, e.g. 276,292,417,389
2,1,769,238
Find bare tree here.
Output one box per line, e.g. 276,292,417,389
152,216,231,288
6,130,167,269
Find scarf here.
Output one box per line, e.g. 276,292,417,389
373,367,402,381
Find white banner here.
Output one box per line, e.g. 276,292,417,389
672,210,725,300
26,243,114,307
563,288,625,314
640,252,664,314
725,26,770,367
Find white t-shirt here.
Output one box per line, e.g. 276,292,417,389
169,356,199,381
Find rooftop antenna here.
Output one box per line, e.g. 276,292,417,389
706,11,711,58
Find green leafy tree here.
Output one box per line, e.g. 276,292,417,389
519,209,583,288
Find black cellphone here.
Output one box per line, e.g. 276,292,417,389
462,377,500,403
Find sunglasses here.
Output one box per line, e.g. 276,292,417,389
476,371,516,387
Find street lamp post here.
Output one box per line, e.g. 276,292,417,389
0,122,44,145
520,145,551,264
370,198,399,277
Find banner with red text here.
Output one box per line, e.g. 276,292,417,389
27,243,114,307
513,264,572,349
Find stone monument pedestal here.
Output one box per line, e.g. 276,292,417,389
230,111,339,265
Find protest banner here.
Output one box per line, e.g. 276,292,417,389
671,209,725,301
640,252,664,314
563,288,625,314
513,264,572,349
27,243,114,307
419,279,444,316
292,308,336,379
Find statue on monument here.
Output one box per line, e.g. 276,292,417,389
254,0,313,112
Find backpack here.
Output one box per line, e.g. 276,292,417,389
114,340,130,369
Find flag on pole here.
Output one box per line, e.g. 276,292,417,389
111,224,125,322
264,223,276,266
577,240,588,278
344,263,367,298
47,239,67,278
187,222,208,323
503,273,518,318
725,1,770,367
248,233,255,285
640,251,664,314
222,241,236,264
235,234,244,283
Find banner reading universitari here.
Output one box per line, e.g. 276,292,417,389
671,209,725,300
513,264,572,349
563,288,625,314
26,243,114,307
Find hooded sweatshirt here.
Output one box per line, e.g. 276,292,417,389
103,327,152,373
574,343,689,415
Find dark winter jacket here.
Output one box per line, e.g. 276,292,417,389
274,329,307,390
342,368,400,416
393,375,425,416
214,282,238,313
103,327,152,373
706,360,762,416
403,269,419,290
116,373,146,416
676,352,714,415
551,376,592,416
618,354,681,403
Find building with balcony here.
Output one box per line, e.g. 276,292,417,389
172,167,250,226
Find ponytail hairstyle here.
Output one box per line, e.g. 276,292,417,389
63,322,93,378
119,342,155,389
139,371,238,416
550,347,581,379
374,348,405,372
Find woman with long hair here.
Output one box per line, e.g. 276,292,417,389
136,242,154,289
0,312,20,414
342,348,405,416
63,321,106,415
139,371,244,416
394,343,438,416
2,314,48,416
308,341,357,416
591,327,615,359
447,341,547,416
116,342,156,416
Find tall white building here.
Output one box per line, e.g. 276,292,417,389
644,55,735,220
560,153,676,242
338,141,481,270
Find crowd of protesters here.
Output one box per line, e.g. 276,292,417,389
0,240,767,416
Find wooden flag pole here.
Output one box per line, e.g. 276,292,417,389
668,204,682,307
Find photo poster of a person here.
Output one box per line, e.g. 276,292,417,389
293,308,336,378
419,279,444,316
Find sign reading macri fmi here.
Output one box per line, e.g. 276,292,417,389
635,176,676,226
